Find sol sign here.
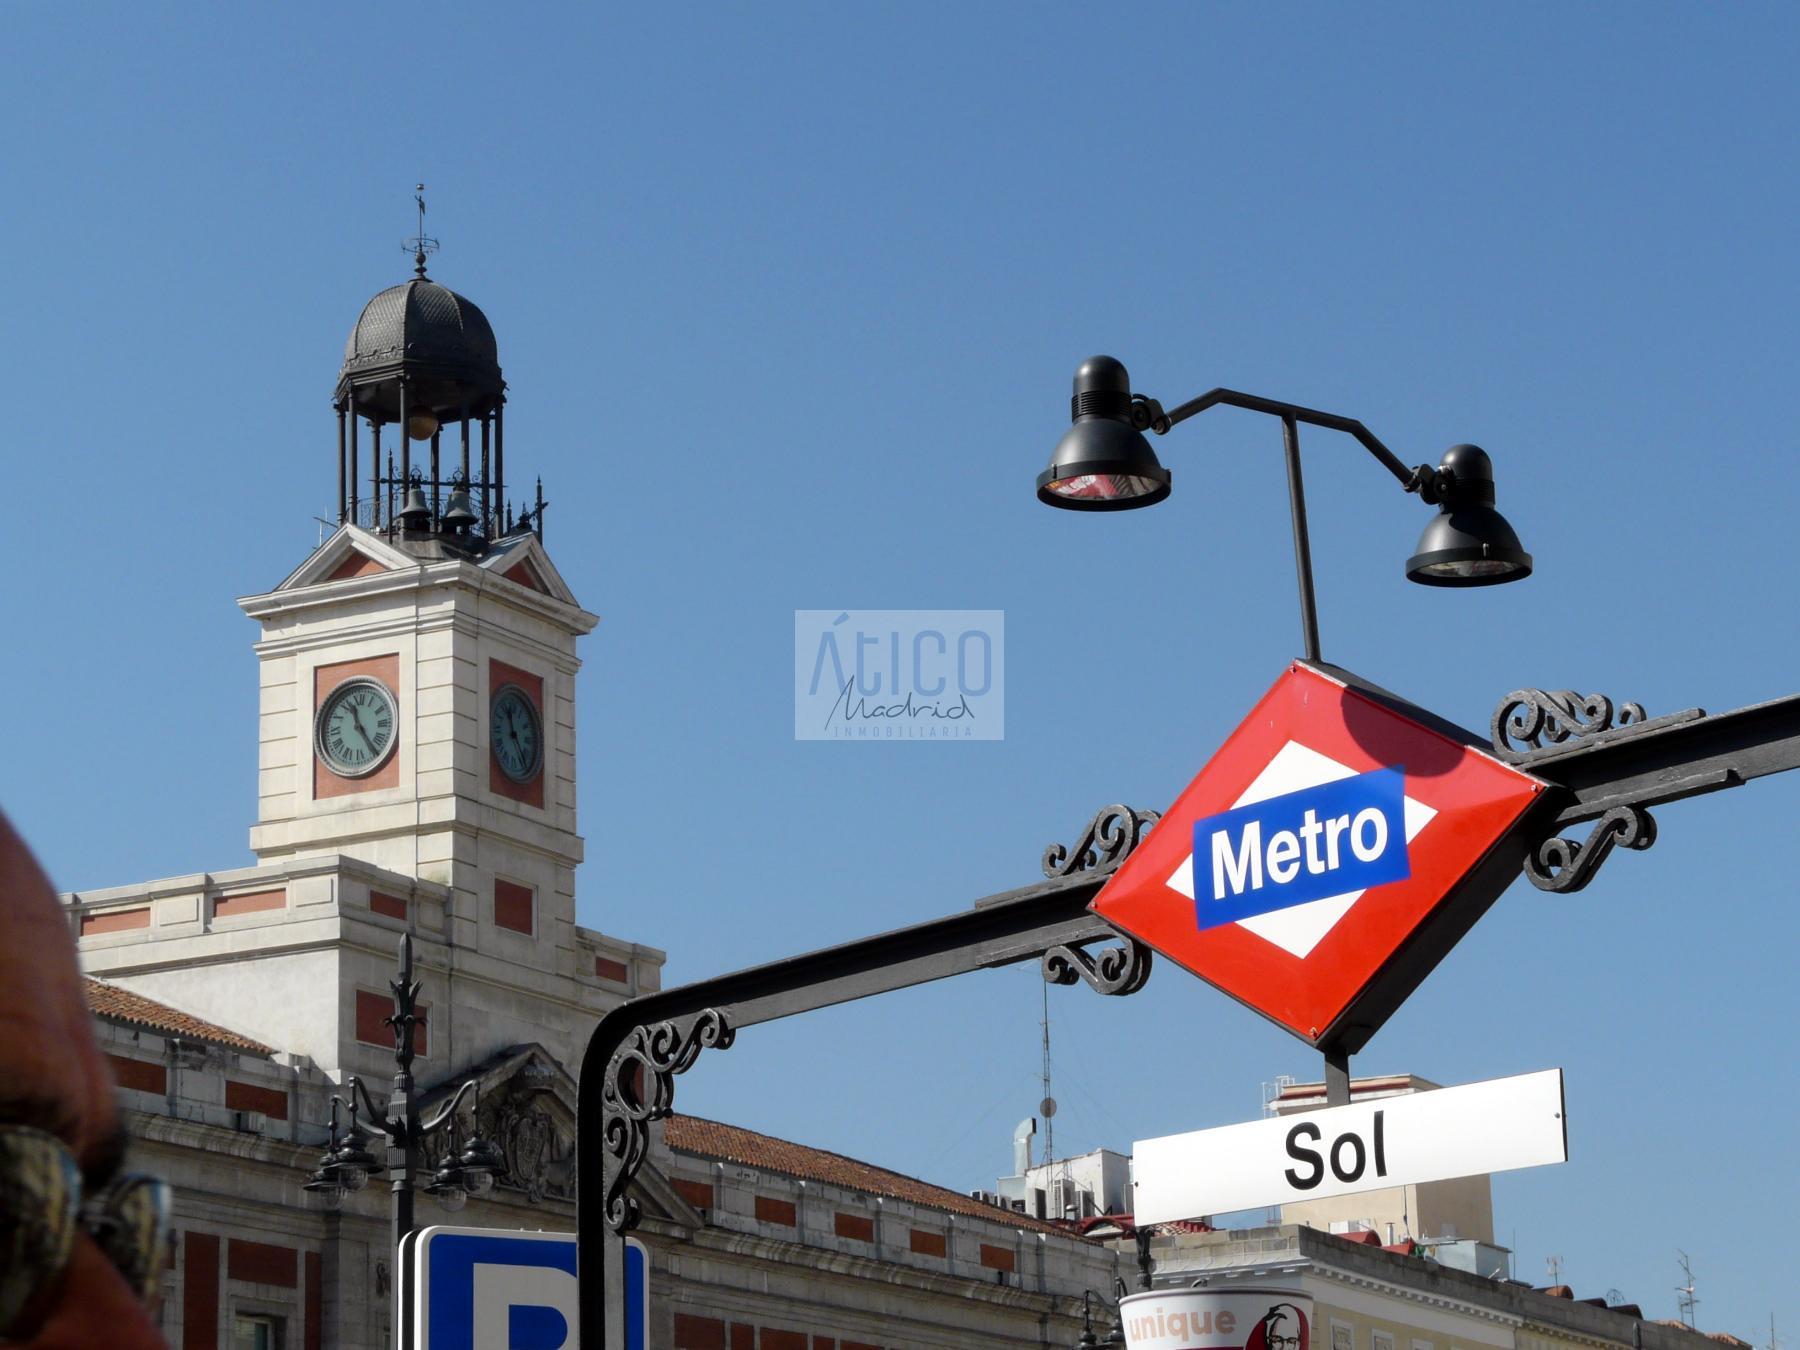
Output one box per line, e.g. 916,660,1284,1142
1131,1069,1567,1226
1092,662,1548,1049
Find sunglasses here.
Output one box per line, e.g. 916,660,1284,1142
0,1124,172,1338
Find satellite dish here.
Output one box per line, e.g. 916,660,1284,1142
1040,1097,1058,1118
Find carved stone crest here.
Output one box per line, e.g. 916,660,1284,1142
420,1051,577,1205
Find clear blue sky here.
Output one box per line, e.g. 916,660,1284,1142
4,3,1795,1336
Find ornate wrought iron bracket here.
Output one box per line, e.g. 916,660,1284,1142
1492,689,1649,757
1041,804,1160,878
599,1010,734,1234
1043,938,1153,996
1524,806,1658,892
1039,804,1158,996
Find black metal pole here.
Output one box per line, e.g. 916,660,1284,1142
1323,1043,1351,1108
480,415,491,535
460,407,470,486
349,409,360,527
1160,388,1415,489
494,398,505,530
371,422,383,529
398,380,412,498
578,867,1125,1347
336,401,347,525
429,429,441,526
1280,414,1323,664
389,933,421,1350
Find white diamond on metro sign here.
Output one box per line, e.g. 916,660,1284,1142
1090,662,1548,1048
1163,741,1438,959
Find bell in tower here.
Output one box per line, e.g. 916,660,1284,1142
331,191,544,550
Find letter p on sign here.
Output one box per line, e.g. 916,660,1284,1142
416,1227,649,1350
472,1262,576,1349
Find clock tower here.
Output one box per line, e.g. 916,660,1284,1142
251,251,604,958
68,249,661,1078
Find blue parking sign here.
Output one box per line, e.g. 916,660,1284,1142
414,1227,646,1349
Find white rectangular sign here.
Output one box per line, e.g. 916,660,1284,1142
1133,1068,1566,1225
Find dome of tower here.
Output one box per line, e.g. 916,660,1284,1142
336,277,504,422
343,278,498,370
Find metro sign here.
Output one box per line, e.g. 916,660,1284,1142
1092,662,1550,1049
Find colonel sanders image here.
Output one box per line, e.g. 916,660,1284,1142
1245,1302,1311,1350
0,811,169,1348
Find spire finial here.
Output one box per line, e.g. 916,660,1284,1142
405,183,439,277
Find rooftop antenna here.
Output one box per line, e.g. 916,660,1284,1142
1546,1254,1564,1285
1675,1250,1698,1328
1262,1074,1297,1116
405,183,439,277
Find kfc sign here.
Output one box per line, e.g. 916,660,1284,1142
1117,1286,1312,1350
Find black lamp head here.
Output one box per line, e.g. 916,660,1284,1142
1405,444,1533,586
1037,356,1171,511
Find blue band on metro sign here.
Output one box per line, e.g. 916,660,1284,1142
1192,767,1410,928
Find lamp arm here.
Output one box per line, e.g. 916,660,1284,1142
1148,387,1431,494
345,1074,396,1138
421,1078,481,1137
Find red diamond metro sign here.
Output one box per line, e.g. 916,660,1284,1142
1091,662,1550,1051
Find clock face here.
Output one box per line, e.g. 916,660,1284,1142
316,677,397,777
490,684,543,784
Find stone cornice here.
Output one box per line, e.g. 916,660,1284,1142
241,556,597,636
664,1221,1092,1314
62,854,451,910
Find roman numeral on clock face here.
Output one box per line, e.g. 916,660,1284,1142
320,680,397,776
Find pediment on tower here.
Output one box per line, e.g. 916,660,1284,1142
479,532,580,608
273,524,417,592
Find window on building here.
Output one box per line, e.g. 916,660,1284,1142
1332,1322,1354,1350
1372,1332,1396,1350
233,1314,284,1350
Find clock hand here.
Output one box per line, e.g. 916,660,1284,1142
349,706,377,752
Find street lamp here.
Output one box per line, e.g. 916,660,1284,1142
1077,1288,1127,1347
1036,356,1532,660
302,935,502,1347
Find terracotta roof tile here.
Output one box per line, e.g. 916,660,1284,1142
664,1114,1083,1237
85,978,272,1056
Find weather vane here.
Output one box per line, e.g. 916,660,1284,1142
404,182,439,277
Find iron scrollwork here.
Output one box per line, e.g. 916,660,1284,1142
1042,939,1153,996
1525,806,1657,892
1040,804,1159,997
1492,689,1647,756
1042,804,1160,878
601,1009,734,1234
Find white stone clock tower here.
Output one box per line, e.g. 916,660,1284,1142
69,265,660,1081
242,511,593,965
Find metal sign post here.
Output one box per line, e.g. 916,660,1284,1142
577,677,1800,1347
